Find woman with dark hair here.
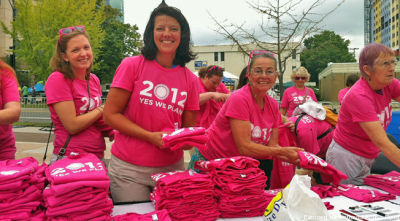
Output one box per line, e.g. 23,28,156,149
0,59,20,160
196,65,230,128
338,74,360,104
104,4,199,203
45,26,109,164
326,43,400,185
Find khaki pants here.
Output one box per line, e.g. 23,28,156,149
108,154,184,203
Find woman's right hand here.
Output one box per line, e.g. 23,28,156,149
149,131,170,149
212,92,229,102
276,146,303,165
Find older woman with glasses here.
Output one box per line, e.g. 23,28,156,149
326,43,400,185
189,51,302,186
196,65,230,128
280,66,318,117
46,25,110,164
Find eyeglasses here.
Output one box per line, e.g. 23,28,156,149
58,25,86,45
247,50,275,74
295,76,306,80
251,68,276,76
375,59,397,68
207,65,224,74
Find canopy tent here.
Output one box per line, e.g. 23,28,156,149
193,71,239,80
34,82,45,92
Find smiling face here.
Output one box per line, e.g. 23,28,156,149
368,53,396,88
248,57,278,93
61,34,92,77
154,15,181,58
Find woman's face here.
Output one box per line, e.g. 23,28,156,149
154,15,181,57
248,57,277,92
370,54,396,88
293,75,307,88
62,34,92,76
202,75,223,92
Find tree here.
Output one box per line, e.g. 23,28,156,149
300,30,356,84
1,0,106,82
211,0,344,98
93,5,141,84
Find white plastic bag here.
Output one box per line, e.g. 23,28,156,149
292,101,326,120
264,175,340,221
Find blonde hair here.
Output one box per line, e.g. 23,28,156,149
49,30,92,80
291,66,310,81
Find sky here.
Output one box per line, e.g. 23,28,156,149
124,0,364,58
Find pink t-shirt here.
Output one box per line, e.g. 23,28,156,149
333,78,400,159
110,55,199,167
196,78,229,128
289,115,333,158
45,72,105,158
337,87,349,104
200,85,281,160
0,70,19,160
280,86,317,117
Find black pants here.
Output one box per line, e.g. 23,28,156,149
258,159,273,189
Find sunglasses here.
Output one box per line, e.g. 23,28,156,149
207,65,224,74
295,76,306,80
58,25,86,45
247,50,275,74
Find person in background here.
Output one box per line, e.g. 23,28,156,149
46,25,109,164
326,43,400,185
31,85,36,104
22,85,28,104
103,4,199,203
189,50,302,187
0,59,21,160
338,74,359,104
280,66,318,117
197,65,230,128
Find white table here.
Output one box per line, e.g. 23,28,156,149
112,186,400,221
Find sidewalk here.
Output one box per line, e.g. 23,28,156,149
13,126,192,166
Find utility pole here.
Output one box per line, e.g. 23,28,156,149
349,47,359,58
8,0,16,70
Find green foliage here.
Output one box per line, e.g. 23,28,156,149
93,5,141,84
300,30,356,85
5,0,106,82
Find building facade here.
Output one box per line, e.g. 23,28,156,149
105,0,124,22
188,43,301,84
0,0,13,60
364,0,400,51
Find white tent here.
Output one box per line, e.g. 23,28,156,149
193,71,239,80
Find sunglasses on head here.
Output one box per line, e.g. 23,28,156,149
247,50,275,74
58,25,86,45
207,65,224,74
295,76,306,80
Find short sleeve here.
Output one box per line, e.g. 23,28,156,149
345,93,378,123
280,89,289,108
111,56,142,92
224,93,251,121
1,72,20,104
183,70,200,111
45,72,73,105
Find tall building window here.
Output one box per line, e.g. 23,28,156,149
214,52,218,61
292,49,296,59
220,52,225,61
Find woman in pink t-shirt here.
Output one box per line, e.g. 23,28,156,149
103,5,199,203
0,59,21,160
280,67,317,117
46,26,109,164
189,50,302,187
338,74,359,104
196,65,230,128
327,43,400,185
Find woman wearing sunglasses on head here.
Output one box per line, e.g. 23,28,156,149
326,43,400,185
280,66,318,117
103,4,199,203
46,26,111,164
188,51,302,187
196,65,230,129
0,59,21,160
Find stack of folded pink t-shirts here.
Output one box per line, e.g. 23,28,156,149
162,127,207,151
150,170,219,221
311,184,341,199
297,151,348,185
194,156,269,218
336,184,396,203
112,209,171,221
44,153,113,220
363,171,400,196
0,157,47,220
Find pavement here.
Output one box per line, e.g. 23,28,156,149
13,126,192,166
